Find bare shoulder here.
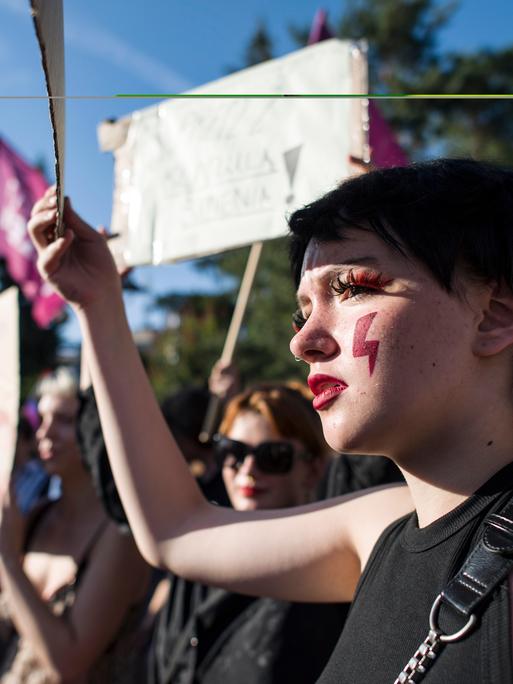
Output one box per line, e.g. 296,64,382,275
92,520,146,567
73,519,150,611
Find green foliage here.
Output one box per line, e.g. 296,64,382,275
292,0,513,163
338,0,457,88
147,292,233,399
425,49,513,162
324,0,513,163
147,240,307,396
243,20,275,67
224,239,307,384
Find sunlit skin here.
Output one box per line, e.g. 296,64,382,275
289,230,493,471
222,411,320,512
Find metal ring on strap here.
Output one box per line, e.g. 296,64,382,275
429,594,478,643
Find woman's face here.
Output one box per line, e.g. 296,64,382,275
36,393,82,477
221,410,320,511
290,229,483,464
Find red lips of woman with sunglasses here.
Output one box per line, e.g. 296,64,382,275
308,374,348,410
235,475,265,499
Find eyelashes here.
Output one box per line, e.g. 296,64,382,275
292,309,307,332
329,269,389,300
292,269,390,332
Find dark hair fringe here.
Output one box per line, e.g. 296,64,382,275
288,158,513,292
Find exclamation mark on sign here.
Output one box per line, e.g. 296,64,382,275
284,145,302,204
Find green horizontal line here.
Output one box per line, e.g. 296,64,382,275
115,93,513,99
406,94,513,99
0,93,511,101
115,93,373,98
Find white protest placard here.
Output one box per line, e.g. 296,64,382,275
0,287,19,488
99,39,368,267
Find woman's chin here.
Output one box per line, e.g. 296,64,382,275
322,420,382,456
233,496,260,511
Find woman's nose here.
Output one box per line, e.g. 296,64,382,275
289,318,339,364
36,419,53,441
238,454,259,475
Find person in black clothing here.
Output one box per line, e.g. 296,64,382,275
29,158,513,683
160,386,230,506
80,379,401,683
79,377,345,682
318,452,402,500
150,383,346,684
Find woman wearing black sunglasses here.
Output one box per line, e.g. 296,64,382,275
214,384,326,512
148,383,346,683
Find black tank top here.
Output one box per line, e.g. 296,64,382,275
317,463,513,683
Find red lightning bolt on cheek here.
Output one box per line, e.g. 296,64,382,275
352,312,379,375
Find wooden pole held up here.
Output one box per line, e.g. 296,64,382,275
199,241,263,443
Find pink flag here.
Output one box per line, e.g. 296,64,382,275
368,101,408,168
0,137,65,327
307,9,408,168
307,9,333,44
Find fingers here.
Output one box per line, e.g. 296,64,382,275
29,194,100,257
348,154,375,176
27,206,58,252
119,265,133,278
30,186,57,217
37,230,74,278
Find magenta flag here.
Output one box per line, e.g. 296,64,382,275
368,100,408,168
307,9,408,168
307,9,333,44
0,137,65,328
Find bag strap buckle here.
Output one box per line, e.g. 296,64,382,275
429,593,478,643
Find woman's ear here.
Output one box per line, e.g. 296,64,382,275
473,282,513,357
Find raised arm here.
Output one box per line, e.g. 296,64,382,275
27,189,413,603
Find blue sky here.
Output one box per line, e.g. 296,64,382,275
0,0,512,344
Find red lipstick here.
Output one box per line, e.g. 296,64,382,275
239,486,259,498
308,374,348,410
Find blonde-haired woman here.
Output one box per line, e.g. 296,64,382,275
0,368,150,683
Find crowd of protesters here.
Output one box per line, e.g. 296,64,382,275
1,351,402,683
4,157,513,683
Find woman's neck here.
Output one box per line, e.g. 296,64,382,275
399,445,513,528
391,391,513,527
57,468,101,519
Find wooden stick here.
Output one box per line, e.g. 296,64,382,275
199,242,263,443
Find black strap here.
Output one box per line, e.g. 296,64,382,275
441,497,513,619
394,494,513,683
